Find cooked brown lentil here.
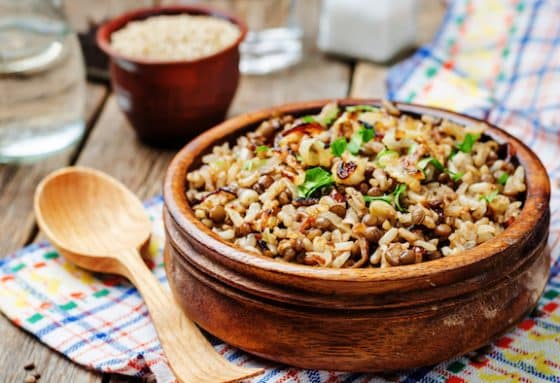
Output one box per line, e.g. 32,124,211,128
209,205,226,223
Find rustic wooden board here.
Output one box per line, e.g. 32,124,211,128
0,84,108,383
102,2,349,381
0,0,447,381
0,83,107,255
85,65,351,381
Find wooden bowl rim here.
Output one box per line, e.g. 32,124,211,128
163,99,550,283
96,4,248,66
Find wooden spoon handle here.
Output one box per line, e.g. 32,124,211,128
117,249,263,383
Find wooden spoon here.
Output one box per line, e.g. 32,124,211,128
34,167,263,383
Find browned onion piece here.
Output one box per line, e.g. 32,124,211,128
337,161,357,179
281,122,324,137
199,187,237,203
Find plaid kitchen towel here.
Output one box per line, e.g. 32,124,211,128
2,0,560,382
2,195,560,383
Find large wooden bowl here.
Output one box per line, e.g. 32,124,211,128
163,99,550,372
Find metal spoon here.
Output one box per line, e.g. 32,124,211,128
34,166,263,383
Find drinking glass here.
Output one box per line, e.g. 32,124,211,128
239,0,302,74
200,0,302,75
0,0,86,163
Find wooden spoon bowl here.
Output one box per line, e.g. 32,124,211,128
163,99,551,372
34,167,263,382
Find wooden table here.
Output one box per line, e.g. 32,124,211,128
0,1,445,381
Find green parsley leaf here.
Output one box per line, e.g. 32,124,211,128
347,126,374,154
457,133,480,153
243,158,266,171
448,148,458,160
347,135,361,154
375,149,399,168
418,156,463,182
363,183,407,212
363,195,392,205
256,145,269,153
331,137,348,157
346,105,379,113
418,157,445,172
480,190,499,203
321,105,340,125
359,121,376,140
497,172,509,185
301,115,316,123
297,167,334,198
448,170,464,182
407,143,418,155
393,184,407,212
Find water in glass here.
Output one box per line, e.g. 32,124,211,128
215,0,302,75
0,0,86,163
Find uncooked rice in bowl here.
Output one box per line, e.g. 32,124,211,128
185,101,526,268
110,14,240,61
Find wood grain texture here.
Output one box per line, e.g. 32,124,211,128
76,7,350,382
104,4,349,382
0,0,461,379
0,84,108,383
34,167,262,383
72,95,176,200
0,83,107,255
163,100,551,371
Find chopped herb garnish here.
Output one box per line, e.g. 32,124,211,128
301,115,316,123
497,172,509,185
359,121,376,139
418,157,445,172
295,154,303,162
331,137,348,157
393,184,407,212
480,190,499,203
347,135,361,155
457,133,480,153
244,158,266,171
297,167,334,198
321,105,340,125
407,143,418,155
448,148,458,160
418,156,463,181
363,195,392,204
256,145,269,153
346,105,379,113
347,126,375,154
363,183,407,212
448,170,464,182
375,149,399,168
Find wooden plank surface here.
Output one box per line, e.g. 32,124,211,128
0,84,108,383
0,83,107,255
0,0,446,381
102,1,348,382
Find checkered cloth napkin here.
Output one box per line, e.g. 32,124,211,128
2,0,560,382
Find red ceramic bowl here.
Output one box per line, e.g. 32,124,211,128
97,5,247,147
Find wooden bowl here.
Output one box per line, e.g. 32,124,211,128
96,5,247,147
163,99,550,372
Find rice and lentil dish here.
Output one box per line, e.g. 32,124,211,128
110,14,240,61
186,102,526,268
